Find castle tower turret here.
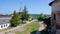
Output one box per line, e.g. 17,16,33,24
19,0,24,17
49,0,60,34
49,0,60,28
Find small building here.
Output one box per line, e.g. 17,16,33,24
0,18,10,29
0,22,10,29
49,0,60,34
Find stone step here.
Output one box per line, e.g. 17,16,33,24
56,29,60,34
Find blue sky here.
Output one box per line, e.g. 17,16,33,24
0,0,52,15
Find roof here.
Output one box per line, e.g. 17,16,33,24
0,19,10,25
49,1,54,6
19,7,23,12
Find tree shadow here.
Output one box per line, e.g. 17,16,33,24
30,30,38,34
40,30,49,34
30,30,50,34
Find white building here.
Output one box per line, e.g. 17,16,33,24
0,18,10,29
0,23,10,29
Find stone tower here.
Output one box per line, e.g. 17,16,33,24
49,0,60,34
19,7,24,15
19,0,24,17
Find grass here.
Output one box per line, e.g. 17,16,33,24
0,27,11,32
15,22,40,34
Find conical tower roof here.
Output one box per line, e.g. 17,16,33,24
19,0,23,12
19,6,23,12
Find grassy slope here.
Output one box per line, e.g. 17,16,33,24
15,22,40,34
0,27,11,32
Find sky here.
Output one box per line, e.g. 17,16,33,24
0,0,52,15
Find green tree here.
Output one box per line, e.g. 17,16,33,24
22,6,29,20
38,14,45,21
10,10,20,27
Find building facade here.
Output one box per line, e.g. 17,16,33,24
0,23,10,29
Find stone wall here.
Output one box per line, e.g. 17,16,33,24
51,1,60,34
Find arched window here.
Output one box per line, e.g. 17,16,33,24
4,25,5,27
6,24,7,26
1,25,3,28
53,14,56,20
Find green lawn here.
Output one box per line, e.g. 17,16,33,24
0,27,11,32
15,22,40,34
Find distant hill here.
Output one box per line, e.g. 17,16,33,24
0,14,51,18
29,14,40,16
0,14,11,17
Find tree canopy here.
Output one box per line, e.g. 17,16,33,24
22,6,29,20
10,10,20,27
38,14,45,21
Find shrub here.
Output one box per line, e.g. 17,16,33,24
38,15,45,21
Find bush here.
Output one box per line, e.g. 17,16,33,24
38,15,45,21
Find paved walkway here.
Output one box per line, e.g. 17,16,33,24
39,21,46,31
36,21,46,34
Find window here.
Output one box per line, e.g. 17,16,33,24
1,25,3,28
53,14,56,20
4,25,5,27
6,24,7,26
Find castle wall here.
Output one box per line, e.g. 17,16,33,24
49,0,60,34
52,2,60,27
52,2,60,12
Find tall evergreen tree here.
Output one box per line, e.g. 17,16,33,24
10,10,20,27
22,6,29,20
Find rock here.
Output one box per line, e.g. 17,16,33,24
56,29,60,34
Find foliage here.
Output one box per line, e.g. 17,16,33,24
15,22,40,34
38,14,45,21
41,30,49,34
0,27,11,32
22,6,29,20
44,17,51,26
10,10,20,27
